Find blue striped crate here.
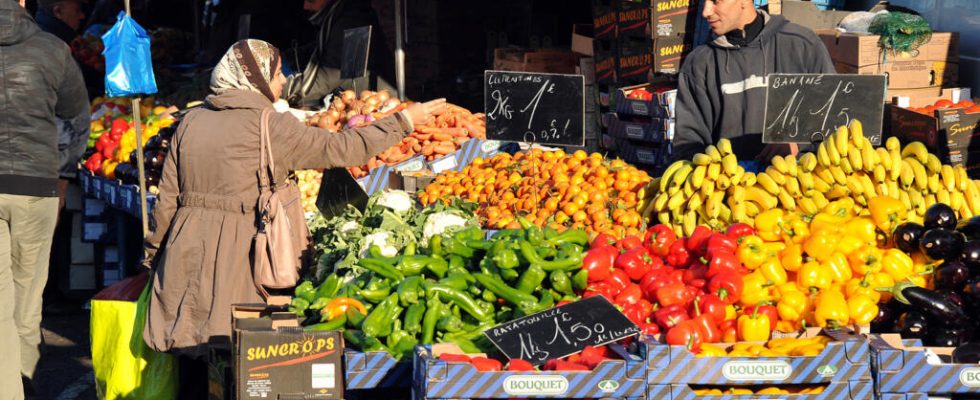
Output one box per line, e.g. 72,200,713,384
412,345,646,399
641,329,871,391
872,334,980,398
356,166,397,195
648,379,873,399
79,171,92,194
103,180,121,209
345,349,412,389
90,175,105,201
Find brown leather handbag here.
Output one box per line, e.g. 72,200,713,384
253,108,310,299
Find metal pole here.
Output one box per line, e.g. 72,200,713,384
124,0,150,238
394,0,406,100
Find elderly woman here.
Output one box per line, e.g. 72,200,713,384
142,39,444,397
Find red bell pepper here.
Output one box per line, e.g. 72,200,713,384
616,247,656,281
665,320,703,351
622,298,654,325
654,304,690,329
584,281,615,301
686,226,714,257
615,283,644,306
580,346,608,368
470,357,503,372
506,359,535,371
708,271,744,304
645,224,678,258
666,239,690,267
682,262,708,290
552,360,590,371
640,268,680,303
751,303,779,331
696,295,728,323
618,235,643,251
656,283,695,307
439,354,471,363
639,321,661,335
706,233,738,259
605,269,631,293
583,246,616,282
706,252,740,278
591,233,617,249
726,223,756,241
692,299,723,343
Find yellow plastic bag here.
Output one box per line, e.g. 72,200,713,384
91,274,177,399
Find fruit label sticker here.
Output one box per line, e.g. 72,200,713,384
429,154,457,174
481,140,502,153
394,156,425,173
763,74,886,145
817,364,838,377
722,360,793,381
502,375,568,396
959,368,980,387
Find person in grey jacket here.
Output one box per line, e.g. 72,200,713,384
0,0,89,397
672,0,835,162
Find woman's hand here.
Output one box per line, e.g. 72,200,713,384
404,98,448,127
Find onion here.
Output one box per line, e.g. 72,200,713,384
364,96,380,109
341,90,356,104
326,109,342,120
345,110,359,120
361,105,376,115
331,98,346,112
376,90,390,103
347,114,367,128
317,114,331,129
360,90,373,100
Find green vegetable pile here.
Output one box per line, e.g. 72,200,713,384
290,218,590,359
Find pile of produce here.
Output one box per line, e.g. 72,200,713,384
691,385,825,396
295,169,323,214
696,336,831,357
307,90,487,178
419,149,653,239
437,344,622,372
294,211,591,359
905,98,980,115
872,205,980,347
646,120,980,234
82,97,176,190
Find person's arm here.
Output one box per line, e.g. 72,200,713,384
672,70,713,162
142,120,183,269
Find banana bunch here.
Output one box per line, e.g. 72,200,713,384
644,119,980,233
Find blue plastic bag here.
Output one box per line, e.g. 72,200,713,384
102,12,157,97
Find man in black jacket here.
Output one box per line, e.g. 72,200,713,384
287,0,396,107
672,0,835,162
0,0,89,397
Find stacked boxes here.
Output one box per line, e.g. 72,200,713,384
886,102,980,176
872,334,980,399
609,83,678,170
650,0,698,74
642,329,874,399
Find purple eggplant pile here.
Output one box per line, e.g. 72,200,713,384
874,204,980,347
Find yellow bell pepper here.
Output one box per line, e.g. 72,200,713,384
741,271,777,306
848,247,883,275
835,235,865,256
844,217,879,245
814,290,850,328
813,199,855,229
758,387,789,394
882,249,915,281
731,343,757,353
737,307,771,341
867,272,896,302
823,252,853,284
780,215,810,244
791,343,827,356
775,320,801,333
725,305,737,321
726,350,752,357
803,230,838,262
696,344,727,357
756,209,785,242
737,235,767,270
777,290,809,323
868,196,907,233
847,294,878,325
781,243,804,272
759,258,788,285
845,276,882,303
725,388,754,395
766,337,802,349
694,388,723,395
797,261,833,291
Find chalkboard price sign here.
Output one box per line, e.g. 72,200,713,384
483,296,640,365
763,74,886,145
484,71,585,146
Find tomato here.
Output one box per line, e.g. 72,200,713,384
583,246,616,282
966,105,980,114
934,99,954,109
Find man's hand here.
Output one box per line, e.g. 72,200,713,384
756,143,799,161
404,98,448,127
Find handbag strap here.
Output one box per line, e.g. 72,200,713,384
258,108,278,191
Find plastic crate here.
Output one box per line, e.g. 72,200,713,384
412,344,646,399
607,113,670,143
648,380,873,399
616,139,666,166
872,334,980,399
641,329,872,391
614,83,677,118
345,349,412,390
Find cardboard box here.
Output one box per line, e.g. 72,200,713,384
769,0,852,31
344,349,412,390
592,1,619,40
594,41,618,85
834,60,958,90
571,24,595,56
618,1,651,39
819,31,959,68
653,36,693,74
357,167,401,195
872,334,980,398
887,104,980,166
891,87,971,109
231,304,344,400
617,38,653,84
493,48,580,74
577,57,596,86
651,0,698,37
400,171,436,193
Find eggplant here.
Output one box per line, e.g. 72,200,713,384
145,172,160,188
893,222,925,254
924,203,958,230
953,343,980,363
871,302,897,333
885,281,970,328
958,216,980,241
895,311,929,338
962,240,980,274
963,280,980,311
928,326,970,347
144,135,163,151
934,260,971,291
920,228,966,260
937,290,967,310
145,151,166,170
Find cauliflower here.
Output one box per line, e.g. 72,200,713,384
339,220,360,233
360,231,398,257
376,190,413,214
422,212,470,245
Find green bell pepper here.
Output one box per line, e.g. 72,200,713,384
443,235,475,258
492,248,520,269
421,298,444,344
517,265,547,294
550,270,573,296
397,276,423,306
438,273,471,292
305,314,346,331
392,336,418,360
288,298,310,316
426,257,448,278
519,240,584,272
314,274,341,301
368,245,402,264
572,269,589,291
397,255,432,276
346,307,366,329
447,255,467,275
425,284,493,322
429,234,444,257
294,281,317,303
358,285,391,304
403,303,425,334
437,315,464,332
500,268,519,281
473,273,537,310
344,330,386,352
357,258,405,281
362,293,401,338
546,229,589,247
481,288,497,303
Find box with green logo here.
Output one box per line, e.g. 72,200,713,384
413,344,646,399
872,334,980,399
641,328,872,397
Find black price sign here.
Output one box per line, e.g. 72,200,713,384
483,296,640,365
315,168,368,219
341,26,372,80
484,71,585,146
763,74,886,145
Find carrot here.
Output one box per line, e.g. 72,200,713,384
412,144,422,152
413,132,433,141
422,143,435,156
432,132,453,142
400,142,412,153
350,166,363,176
434,143,456,155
